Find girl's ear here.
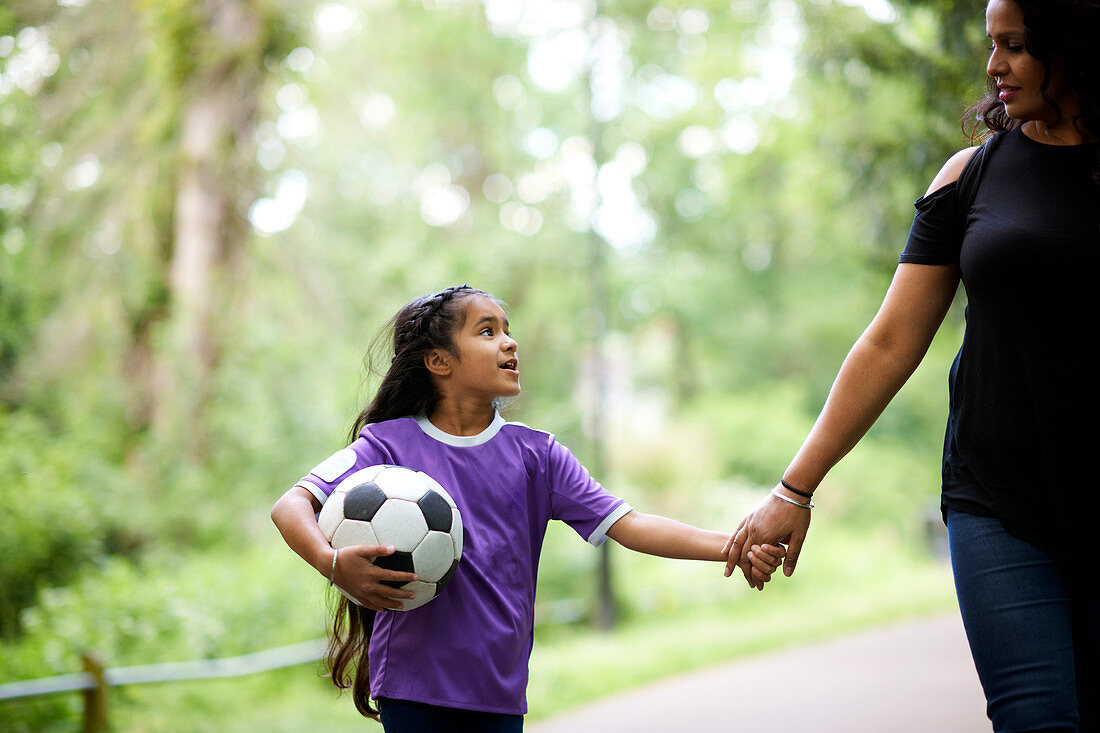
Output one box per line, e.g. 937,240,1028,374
425,348,452,377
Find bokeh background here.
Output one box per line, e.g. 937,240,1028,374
2,0,987,729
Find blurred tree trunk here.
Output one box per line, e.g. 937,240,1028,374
585,9,617,632
673,315,697,406
1,0,293,454
157,0,264,452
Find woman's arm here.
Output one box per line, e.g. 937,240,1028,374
723,147,978,586
270,486,418,610
783,262,961,495
725,262,961,581
779,146,976,493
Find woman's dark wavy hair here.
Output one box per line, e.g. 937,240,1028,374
965,0,1100,181
326,284,494,720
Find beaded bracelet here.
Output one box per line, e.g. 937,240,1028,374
329,547,339,587
771,487,814,510
780,479,814,500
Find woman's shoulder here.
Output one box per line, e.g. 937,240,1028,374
922,145,982,198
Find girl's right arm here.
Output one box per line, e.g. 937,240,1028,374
270,486,419,611
606,510,785,589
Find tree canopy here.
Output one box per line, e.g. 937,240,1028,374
1,0,989,724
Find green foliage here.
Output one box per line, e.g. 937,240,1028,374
0,0,996,726
134,0,202,90
0,536,328,730
1,520,955,731
20,547,324,668
0,410,114,638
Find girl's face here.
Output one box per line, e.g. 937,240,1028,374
985,0,1073,125
441,295,520,404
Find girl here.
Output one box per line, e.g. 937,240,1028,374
727,1,1099,730
272,285,784,731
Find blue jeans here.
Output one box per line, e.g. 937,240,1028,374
377,698,523,733
947,508,1099,732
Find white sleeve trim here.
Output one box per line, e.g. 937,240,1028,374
587,502,633,546
295,480,327,506
309,448,357,482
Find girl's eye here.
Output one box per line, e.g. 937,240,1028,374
481,328,493,336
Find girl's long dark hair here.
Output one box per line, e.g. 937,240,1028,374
964,0,1100,180
327,600,378,719
326,284,492,719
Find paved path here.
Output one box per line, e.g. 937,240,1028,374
528,614,990,732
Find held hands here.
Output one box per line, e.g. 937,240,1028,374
733,541,788,591
329,544,419,611
723,482,812,589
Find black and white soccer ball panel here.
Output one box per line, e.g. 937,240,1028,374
450,506,462,560
412,531,459,583
332,465,387,493
418,471,457,508
330,519,379,549
364,466,430,502
370,500,430,552
316,464,463,612
317,490,346,540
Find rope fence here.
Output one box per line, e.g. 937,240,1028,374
0,596,588,731
0,638,327,732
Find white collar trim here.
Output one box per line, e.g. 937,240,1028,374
415,412,506,447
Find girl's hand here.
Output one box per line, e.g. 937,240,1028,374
333,544,420,611
745,543,786,587
723,486,811,586
722,530,786,590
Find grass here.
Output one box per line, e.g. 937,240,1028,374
87,521,957,731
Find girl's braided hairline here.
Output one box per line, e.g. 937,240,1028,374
395,284,483,351
417,284,476,324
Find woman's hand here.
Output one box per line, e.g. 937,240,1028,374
332,544,420,611
723,484,811,586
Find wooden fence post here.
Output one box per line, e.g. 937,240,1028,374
81,651,107,733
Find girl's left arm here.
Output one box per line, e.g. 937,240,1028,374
606,510,783,583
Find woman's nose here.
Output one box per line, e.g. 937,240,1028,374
987,48,1008,77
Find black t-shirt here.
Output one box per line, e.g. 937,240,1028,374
900,126,1100,560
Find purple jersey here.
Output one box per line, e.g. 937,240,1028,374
294,413,630,714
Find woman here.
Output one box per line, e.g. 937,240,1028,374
726,1,1099,730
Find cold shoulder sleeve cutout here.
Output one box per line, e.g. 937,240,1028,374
899,180,964,266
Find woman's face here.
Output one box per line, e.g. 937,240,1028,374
985,0,1073,124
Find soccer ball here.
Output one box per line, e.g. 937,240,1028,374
318,465,463,611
